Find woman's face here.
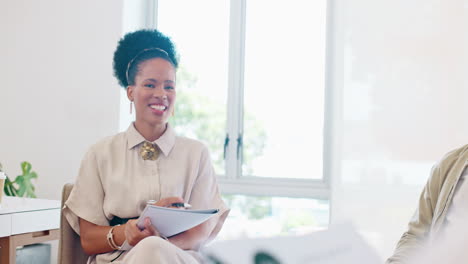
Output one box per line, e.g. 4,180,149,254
127,58,176,127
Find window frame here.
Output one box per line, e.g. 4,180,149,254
145,0,335,200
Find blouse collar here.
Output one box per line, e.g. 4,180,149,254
126,123,176,157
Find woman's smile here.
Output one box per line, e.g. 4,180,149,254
149,103,167,115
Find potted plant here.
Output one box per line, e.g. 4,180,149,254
1,161,38,198
0,162,51,263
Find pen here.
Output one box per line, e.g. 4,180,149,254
169,202,192,209
147,200,192,209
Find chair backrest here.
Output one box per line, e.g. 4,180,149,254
58,183,88,264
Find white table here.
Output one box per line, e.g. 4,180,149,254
0,196,60,264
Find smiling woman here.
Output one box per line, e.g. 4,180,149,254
127,57,176,141
62,29,229,264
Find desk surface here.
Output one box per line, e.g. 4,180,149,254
0,196,61,238
0,197,61,264
0,196,60,215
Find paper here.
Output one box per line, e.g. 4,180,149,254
203,222,382,264
120,205,219,250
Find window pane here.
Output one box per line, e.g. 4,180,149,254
217,195,329,240
243,0,327,179
158,0,230,175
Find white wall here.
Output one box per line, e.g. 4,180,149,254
0,0,123,201
331,0,467,260
1,1,124,262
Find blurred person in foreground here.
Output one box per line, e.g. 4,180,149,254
387,145,468,263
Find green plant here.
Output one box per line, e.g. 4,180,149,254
2,162,38,198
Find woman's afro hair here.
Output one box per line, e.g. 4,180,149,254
113,29,179,88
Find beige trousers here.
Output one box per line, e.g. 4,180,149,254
91,237,201,264
122,237,200,263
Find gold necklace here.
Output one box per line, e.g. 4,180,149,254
140,141,159,160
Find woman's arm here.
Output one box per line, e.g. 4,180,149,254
79,217,158,255
79,218,127,255
80,214,218,254
80,197,184,255
166,145,228,250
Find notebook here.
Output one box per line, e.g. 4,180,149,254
120,205,218,250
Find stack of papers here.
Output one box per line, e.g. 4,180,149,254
203,223,381,264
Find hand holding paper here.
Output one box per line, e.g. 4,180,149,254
120,204,219,251
124,218,158,247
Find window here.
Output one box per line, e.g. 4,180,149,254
218,195,329,240
123,0,332,238
243,0,327,180
157,0,230,176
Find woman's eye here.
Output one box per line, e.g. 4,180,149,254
164,86,174,90
144,84,155,88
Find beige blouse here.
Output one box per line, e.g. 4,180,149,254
63,123,229,263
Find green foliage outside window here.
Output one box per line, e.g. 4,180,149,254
170,67,267,174
170,67,323,236
223,194,272,220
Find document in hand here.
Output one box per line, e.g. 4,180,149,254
121,205,219,251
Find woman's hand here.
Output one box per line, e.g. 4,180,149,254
124,218,158,246
124,197,184,246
